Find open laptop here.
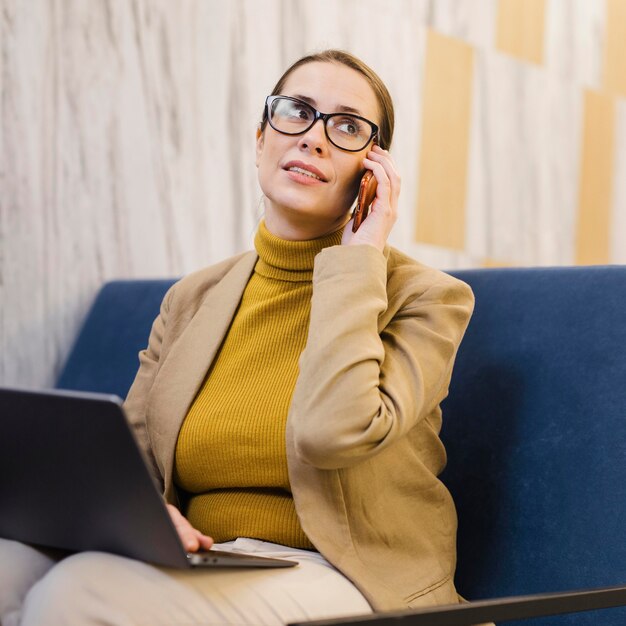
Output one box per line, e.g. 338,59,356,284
0,386,297,569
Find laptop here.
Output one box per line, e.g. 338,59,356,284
0,386,297,569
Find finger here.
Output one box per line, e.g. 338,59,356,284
176,519,200,551
371,144,396,163
167,504,213,552
177,524,200,552
181,525,214,552
363,157,389,185
366,158,400,197
195,529,214,550
366,147,401,197
363,158,393,208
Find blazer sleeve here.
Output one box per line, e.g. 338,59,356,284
289,244,474,470
122,284,177,489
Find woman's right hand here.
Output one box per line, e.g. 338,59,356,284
166,504,214,552
342,144,400,252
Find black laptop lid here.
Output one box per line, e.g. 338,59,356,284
0,387,188,568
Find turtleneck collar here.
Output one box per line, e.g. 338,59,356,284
254,219,344,282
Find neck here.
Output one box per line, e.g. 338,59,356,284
264,206,352,241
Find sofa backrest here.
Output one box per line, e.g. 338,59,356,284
56,267,626,625
443,266,626,625
56,279,176,399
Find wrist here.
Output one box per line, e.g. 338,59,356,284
345,236,385,253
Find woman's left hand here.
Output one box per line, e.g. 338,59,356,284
341,144,401,252
166,504,213,552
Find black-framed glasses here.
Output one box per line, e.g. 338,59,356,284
264,95,378,152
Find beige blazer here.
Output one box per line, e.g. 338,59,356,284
124,242,474,611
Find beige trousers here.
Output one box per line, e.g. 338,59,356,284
0,537,372,626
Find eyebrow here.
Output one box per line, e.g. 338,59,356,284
291,93,364,116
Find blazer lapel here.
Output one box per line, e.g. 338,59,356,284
147,252,257,496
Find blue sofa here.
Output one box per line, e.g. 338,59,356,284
56,266,626,625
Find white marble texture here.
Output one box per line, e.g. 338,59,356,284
545,0,606,89
1,0,625,389
1,0,438,387
425,0,498,50
465,49,583,266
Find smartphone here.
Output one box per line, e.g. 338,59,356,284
352,170,377,232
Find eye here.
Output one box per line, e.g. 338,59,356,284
297,106,312,120
285,102,313,121
334,116,363,136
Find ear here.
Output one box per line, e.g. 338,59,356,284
255,127,264,168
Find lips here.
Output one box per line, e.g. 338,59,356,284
283,160,328,182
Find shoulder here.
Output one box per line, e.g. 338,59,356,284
162,250,257,314
386,246,475,310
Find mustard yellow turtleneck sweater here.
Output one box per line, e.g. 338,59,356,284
173,220,344,549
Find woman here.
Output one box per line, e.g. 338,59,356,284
0,49,474,625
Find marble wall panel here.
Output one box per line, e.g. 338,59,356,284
1,0,434,388
424,0,498,49
1,0,625,389
2,1,60,386
466,49,582,266
545,0,606,88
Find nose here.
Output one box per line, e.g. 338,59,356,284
297,119,328,155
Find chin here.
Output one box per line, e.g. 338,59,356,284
266,191,320,217
263,187,353,225
283,204,331,223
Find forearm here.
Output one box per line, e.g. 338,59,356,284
290,245,474,470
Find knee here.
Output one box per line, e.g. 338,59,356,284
0,539,58,625
21,552,132,625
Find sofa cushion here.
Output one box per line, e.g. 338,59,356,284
443,266,626,624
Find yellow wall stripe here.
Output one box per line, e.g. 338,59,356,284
496,0,546,65
575,90,615,265
603,0,626,96
415,31,473,250
482,259,515,268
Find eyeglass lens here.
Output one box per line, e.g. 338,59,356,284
268,97,374,151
